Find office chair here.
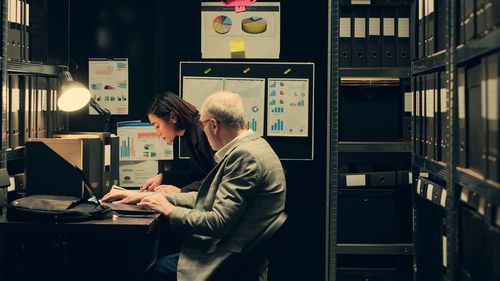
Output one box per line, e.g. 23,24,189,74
211,212,288,281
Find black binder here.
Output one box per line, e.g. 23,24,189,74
367,10,381,67
381,9,396,67
427,0,435,55
435,0,446,51
36,77,48,138
464,0,476,42
352,9,367,67
485,0,500,33
486,54,499,182
459,0,466,46
415,75,423,156
458,67,467,167
418,0,425,58
467,63,485,176
340,10,352,67
475,0,487,37
410,0,417,60
425,74,435,160
9,75,21,148
396,8,410,67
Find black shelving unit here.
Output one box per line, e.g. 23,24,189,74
340,67,411,78
456,168,500,206
339,141,411,152
455,27,500,65
337,244,414,255
411,50,447,75
413,154,448,179
3,60,66,76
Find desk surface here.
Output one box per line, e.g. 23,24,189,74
0,213,162,235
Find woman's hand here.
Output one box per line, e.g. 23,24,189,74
140,173,163,192
153,185,181,193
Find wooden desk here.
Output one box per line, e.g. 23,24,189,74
0,213,162,281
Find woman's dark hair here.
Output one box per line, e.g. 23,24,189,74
147,91,198,130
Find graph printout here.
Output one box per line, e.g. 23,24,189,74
223,78,265,135
117,122,173,161
267,78,309,137
182,76,224,109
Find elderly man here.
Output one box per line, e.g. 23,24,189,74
102,91,286,281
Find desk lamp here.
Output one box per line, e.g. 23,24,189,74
57,71,111,131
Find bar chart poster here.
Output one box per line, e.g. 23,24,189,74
224,78,265,135
182,76,224,109
267,78,309,137
117,122,173,161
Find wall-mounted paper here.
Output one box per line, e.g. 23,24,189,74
117,121,173,161
267,78,309,137
119,160,158,188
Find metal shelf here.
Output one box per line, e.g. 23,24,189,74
339,141,411,152
413,154,448,179
456,168,500,206
3,60,66,76
340,67,410,78
411,51,447,75
456,27,500,65
337,244,414,255
6,147,25,162
340,3,410,7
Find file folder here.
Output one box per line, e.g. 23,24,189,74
464,0,475,42
29,76,37,139
367,10,381,67
396,8,410,67
37,77,48,138
486,54,499,182
458,67,467,167
21,76,30,145
410,0,417,60
476,0,487,37
415,75,423,156
423,0,429,56
340,10,352,67
352,10,367,67
459,0,466,45
381,9,396,67
467,63,485,175
485,0,500,33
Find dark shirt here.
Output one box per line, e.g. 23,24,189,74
161,114,216,192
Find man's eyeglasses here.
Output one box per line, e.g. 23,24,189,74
198,119,211,129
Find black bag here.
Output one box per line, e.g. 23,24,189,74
6,194,111,222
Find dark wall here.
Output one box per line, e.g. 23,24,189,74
68,1,328,280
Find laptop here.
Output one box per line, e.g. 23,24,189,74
101,202,156,215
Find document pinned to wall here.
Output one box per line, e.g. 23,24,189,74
182,76,266,135
88,58,129,115
117,121,173,161
119,160,158,188
201,2,280,59
267,78,309,137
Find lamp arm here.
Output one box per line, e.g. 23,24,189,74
89,98,111,131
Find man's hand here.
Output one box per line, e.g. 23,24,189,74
101,189,149,204
138,194,175,216
140,174,163,192
153,185,181,193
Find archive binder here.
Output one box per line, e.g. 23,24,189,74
353,10,367,67
426,0,435,55
458,67,467,167
486,53,499,182
415,75,423,156
435,0,446,52
467,63,485,176
340,10,352,67
367,10,381,67
425,74,435,160
464,0,475,42
418,0,425,58
381,9,396,67
396,8,410,67
9,75,21,148
439,71,449,162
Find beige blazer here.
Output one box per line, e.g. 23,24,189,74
165,132,286,281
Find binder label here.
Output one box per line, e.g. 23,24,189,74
426,184,434,200
354,18,366,38
426,89,435,117
351,0,371,4
442,236,448,267
440,189,447,207
478,197,486,215
460,188,469,202
487,57,499,121
458,79,466,119
416,178,422,194
404,92,412,113
346,174,366,187
398,18,410,38
496,206,500,227
440,87,448,113
12,89,20,111
340,18,351,38
383,18,395,36
369,18,380,36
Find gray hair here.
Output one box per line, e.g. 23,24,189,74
201,91,246,128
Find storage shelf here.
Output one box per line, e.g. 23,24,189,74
413,155,448,179
411,51,447,75
340,67,410,78
456,27,500,65
337,244,414,255
339,141,411,152
340,3,410,7
2,60,66,76
6,147,25,162
456,168,500,206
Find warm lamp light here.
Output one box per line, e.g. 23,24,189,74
57,71,111,131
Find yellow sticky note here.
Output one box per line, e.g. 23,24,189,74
230,38,245,58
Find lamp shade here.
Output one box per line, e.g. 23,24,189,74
57,73,92,112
